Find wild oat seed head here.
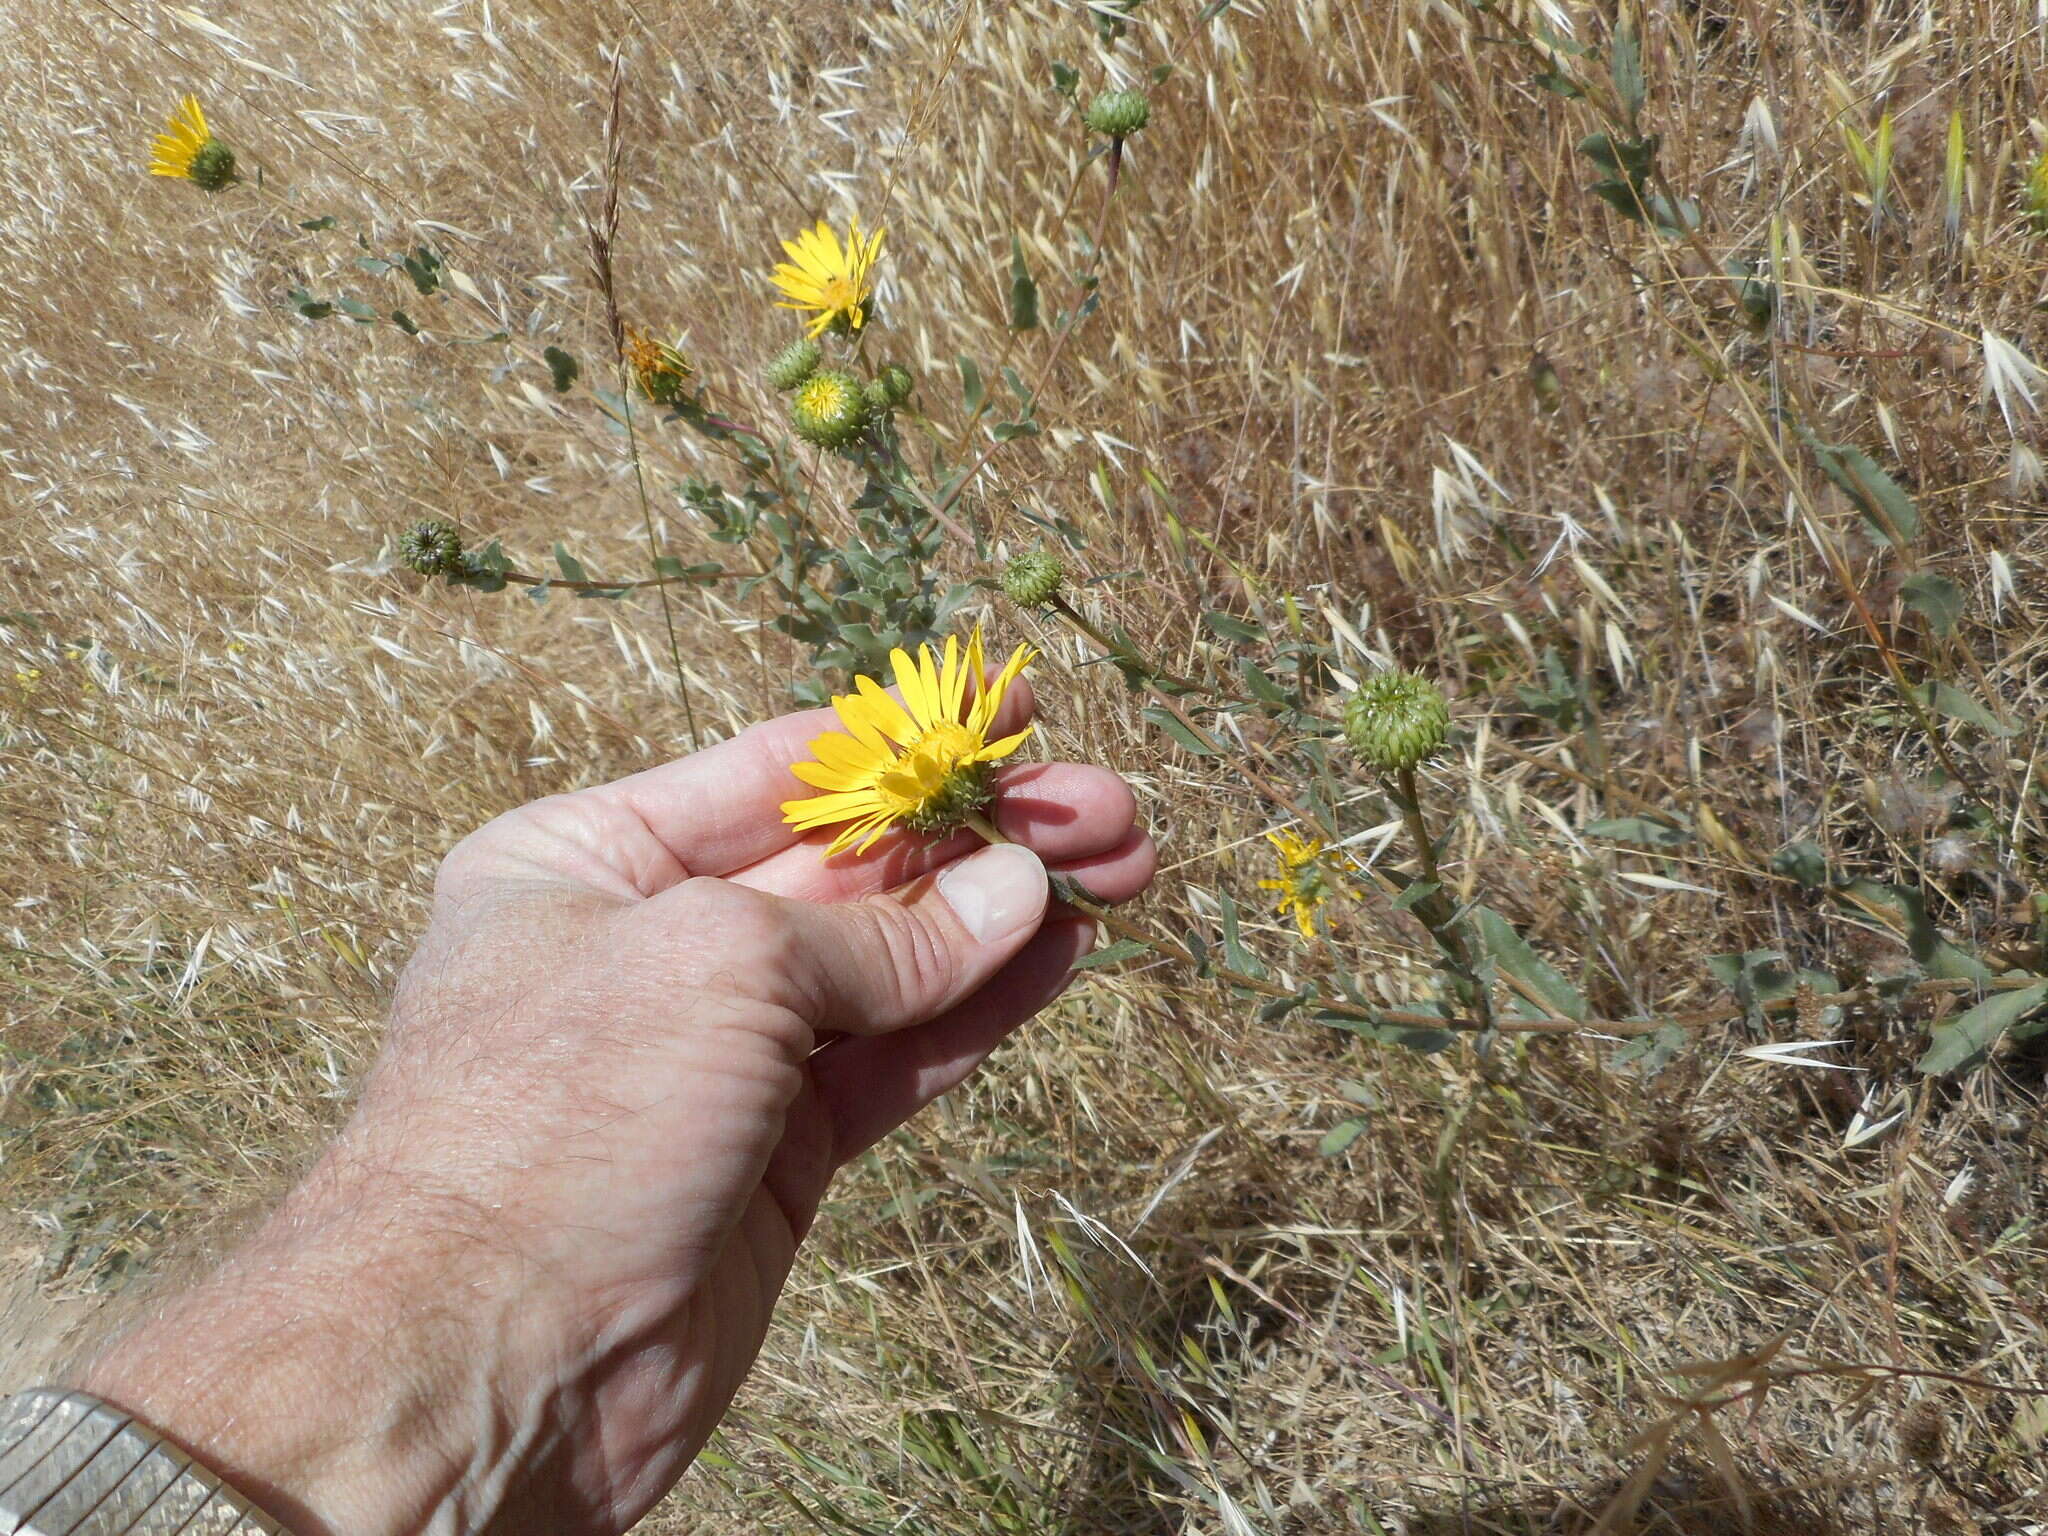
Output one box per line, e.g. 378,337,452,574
1084,88,1151,137
1343,671,1450,773
999,549,1065,608
790,368,870,448
398,519,465,577
149,95,237,190
765,336,822,391
770,216,884,338
624,325,693,406
780,623,1038,853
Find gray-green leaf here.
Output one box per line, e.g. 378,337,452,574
1918,981,2048,1075
1800,430,1920,546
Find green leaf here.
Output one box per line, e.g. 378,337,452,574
1141,705,1218,756
1799,430,1919,546
1918,981,2048,1075
1585,815,1694,849
1471,905,1586,1021
1073,938,1149,970
389,309,420,336
297,215,338,231
990,419,1040,442
553,544,588,584
1008,235,1039,332
1197,0,1232,18
334,296,378,323
956,356,985,417
288,287,335,321
1218,893,1265,979
1391,880,1440,913
1900,571,1965,636
1319,1118,1368,1157
404,245,444,296
1530,68,1585,99
1049,61,1079,98
1241,661,1291,706
1835,879,1993,982
1204,611,1263,644
544,346,579,393
1909,679,2013,738
1609,1022,1687,1077
1611,9,1645,127
1770,840,1830,889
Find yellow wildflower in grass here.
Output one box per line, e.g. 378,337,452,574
623,325,693,406
150,95,237,191
770,217,884,338
781,623,1036,854
1258,829,1341,940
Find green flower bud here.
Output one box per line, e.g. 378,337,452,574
863,379,895,418
999,549,1065,608
878,363,915,405
188,139,238,192
765,336,821,391
789,368,870,449
1343,671,1450,773
399,519,464,577
1084,88,1150,137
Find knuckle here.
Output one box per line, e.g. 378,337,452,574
860,897,955,1017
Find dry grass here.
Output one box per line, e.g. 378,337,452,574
5,0,2048,1529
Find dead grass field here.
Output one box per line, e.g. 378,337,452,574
5,0,2048,1529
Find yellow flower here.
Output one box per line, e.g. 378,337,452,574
770,217,884,338
1257,830,1341,940
782,624,1036,854
624,325,693,405
150,95,237,190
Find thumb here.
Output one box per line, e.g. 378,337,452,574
771,840,1051,1035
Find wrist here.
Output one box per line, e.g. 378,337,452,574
73,1149,569,1536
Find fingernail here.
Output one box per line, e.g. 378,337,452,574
937,842,1047,943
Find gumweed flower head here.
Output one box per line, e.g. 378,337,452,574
1258,830,1340,940
877,363,915,406
765,336,821,392
770,216,884,338
624,326,693,406
399,519,465,576
1343,671,1449,773
790,368,869,448
150,96,237,191
781,623,1038,854
1084,88,1150,137
999,549,1064,608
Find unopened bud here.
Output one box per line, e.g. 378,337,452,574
999,549,1065,607
1343,671,1450,773
399,519,465,577
878,363,915,405
1084,89,1150,137
765,336,821,392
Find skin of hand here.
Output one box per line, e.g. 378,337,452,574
77,676,1153,1536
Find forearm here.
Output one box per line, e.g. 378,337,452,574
71,1151,560,1536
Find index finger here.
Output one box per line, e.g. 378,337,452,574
592,672,1037,879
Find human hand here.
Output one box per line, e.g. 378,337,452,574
78,674,1153,1535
